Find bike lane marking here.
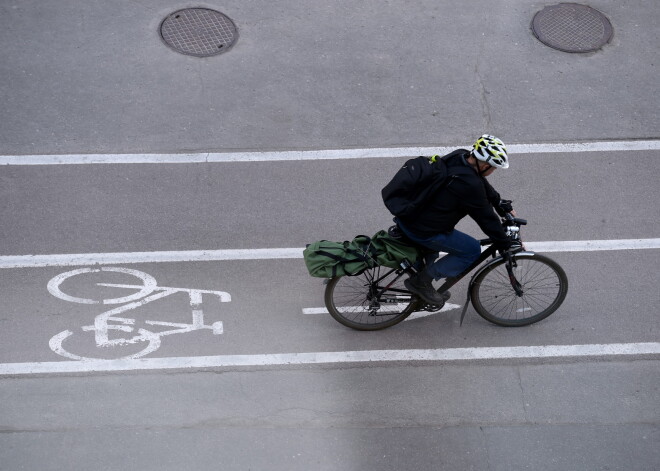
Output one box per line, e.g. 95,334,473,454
1,241,658,374
43,267,231,361
1,238,659,268
1,343,659,375
1,139,660,165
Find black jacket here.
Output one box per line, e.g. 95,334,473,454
400,150,511,250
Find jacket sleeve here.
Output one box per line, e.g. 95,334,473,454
482,178,501,206
454,177,511,250
483,177,513,217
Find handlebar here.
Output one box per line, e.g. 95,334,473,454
503,213,527,226
479,215,528,247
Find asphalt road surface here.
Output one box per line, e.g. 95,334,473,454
1,1,659,470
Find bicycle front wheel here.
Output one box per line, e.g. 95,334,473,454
324,266,415,331
470,253,568,326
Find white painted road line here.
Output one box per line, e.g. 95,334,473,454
303,307,333,315
1,239,659,269
2,139,660,165
303,303,462,321
526,239,660,252
1,343,658,375
0,248,304,269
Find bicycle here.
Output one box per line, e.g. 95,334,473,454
324,215,568,330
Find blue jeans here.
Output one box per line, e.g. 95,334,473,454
397,222,481,280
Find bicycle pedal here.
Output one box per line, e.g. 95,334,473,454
414,301,445,312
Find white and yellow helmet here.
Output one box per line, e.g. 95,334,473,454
472,135,509,169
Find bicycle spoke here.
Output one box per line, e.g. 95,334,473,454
325,267,415,330
471,254,567,326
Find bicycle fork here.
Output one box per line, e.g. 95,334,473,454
502,252,524,297
458,252,525,326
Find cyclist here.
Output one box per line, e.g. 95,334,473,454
397,135,516,305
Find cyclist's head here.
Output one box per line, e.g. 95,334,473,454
471,135,509,169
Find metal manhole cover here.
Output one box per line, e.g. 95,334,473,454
532,3,613,53
160,8,238,57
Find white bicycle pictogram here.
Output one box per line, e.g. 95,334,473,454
47,267,231,360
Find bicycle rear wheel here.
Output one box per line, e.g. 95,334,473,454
470,253,568,326
324,266,415,331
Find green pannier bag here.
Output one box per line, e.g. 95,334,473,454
303,230,422,278
370,230,423,269
303,235,375,278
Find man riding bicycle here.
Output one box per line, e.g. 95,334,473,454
397,135,516,306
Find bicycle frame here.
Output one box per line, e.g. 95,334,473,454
373,237,526,322
376,242,497,296
435,242,500,295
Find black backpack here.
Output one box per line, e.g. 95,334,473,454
381,150,471,218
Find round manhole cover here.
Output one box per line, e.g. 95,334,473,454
532,3,613,53
160,8,238,57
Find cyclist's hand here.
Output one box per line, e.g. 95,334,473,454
498,199,514,214
495,200,515,217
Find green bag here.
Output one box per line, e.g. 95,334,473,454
369,230,423,269
303,230,422,278
303,235,375,278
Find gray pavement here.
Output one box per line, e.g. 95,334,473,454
1,0,659,155
1,249,659,363
1,1,660,470
2,361,659,470
1,150,659,255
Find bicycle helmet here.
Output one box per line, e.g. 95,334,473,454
471,134,509,169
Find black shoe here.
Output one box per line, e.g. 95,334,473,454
404,271,448,306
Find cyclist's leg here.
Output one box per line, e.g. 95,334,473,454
419,230,481,280
395,225,463,304
397,222,480,279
